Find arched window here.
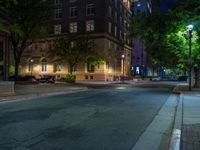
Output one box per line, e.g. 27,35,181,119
41,58,47,72
87,63,94,72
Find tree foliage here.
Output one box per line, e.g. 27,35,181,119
130,0,200,86
131,0,200,85
48,35,103,74
0,0,53,78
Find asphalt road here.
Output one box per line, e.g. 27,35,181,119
0,83,174,150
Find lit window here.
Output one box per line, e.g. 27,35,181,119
54,24,62,35
69,22,77,33
70,41,76,48
86,20,95,32
56,64,61,72
41,59,47,72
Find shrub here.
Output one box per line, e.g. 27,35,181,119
66,74,75,81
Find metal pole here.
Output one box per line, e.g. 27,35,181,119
123,58,124,83
189,30,192,91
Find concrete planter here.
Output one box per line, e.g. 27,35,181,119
0,81,15,96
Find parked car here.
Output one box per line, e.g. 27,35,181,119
39,76,55,83
151,77,162,81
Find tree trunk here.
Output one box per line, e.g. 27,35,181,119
13,45,22,80
194,66,200,88
68,63,73,74
14,58,20,80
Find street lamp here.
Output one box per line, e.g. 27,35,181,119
29,59,34,76
121,54,125,82
187,24,194,91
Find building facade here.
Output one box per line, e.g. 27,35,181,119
0,31,9,81
20,0,132,81
132,0,152,14
131,0,155,77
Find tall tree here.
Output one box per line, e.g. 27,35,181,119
129,10,178,68
164,0,200,87
0,0,53,78
48,35,103,74
130,0,200,87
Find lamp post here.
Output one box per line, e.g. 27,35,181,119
121,54,125,82
29,59,34,76
187,24,193,91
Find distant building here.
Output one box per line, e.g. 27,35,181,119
20,0,132,81
132,0,152,14
0,30,9,81
131,0,155,77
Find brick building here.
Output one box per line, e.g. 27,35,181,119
20,0,132,81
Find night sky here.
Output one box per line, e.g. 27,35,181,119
160,0,175,12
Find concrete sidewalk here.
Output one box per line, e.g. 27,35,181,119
131,83,200,150
181,90,200,150
0,83,88,102
132,93,178,150
169,86,200,150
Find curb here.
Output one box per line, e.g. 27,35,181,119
168,93,183,150
0,88,88,103
131,94,178,150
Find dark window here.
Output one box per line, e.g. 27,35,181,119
87,63,95,72
70,7,78,18
55,8,62,19
86,4,95,15
69,0,77,2
55,0,61,5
